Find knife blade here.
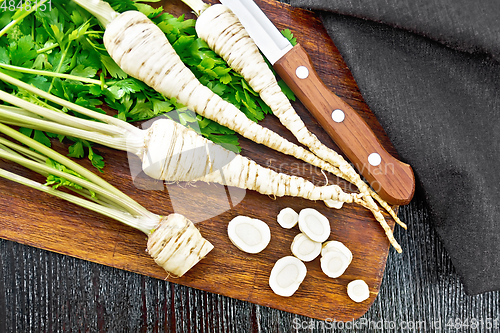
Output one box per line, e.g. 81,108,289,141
218,0,415,205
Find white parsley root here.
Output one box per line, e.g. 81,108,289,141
290,233,321,262
147,213,214,277
0,124,213,278
269,256,307,297
0,82,362,206
276,207,299,229
347,280,370,303
191,3,405,249
227,216,271,254
298,208,330,243
144,119,360,204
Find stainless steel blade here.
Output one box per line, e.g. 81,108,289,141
219,0,293,64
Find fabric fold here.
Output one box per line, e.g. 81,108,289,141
287,0,500,294
290,0,500,60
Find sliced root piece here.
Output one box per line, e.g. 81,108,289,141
269,256,307,297
277,207,298,229
227,216,271,254
321,240,353,264
324,199,344,209
320,251,351,278
347,280,370,303
291,233,321,262
147,213,214,277
298,208,330,243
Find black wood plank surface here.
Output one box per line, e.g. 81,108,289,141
2,187,500,332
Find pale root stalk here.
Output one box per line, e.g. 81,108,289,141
98,10,349,183
193,4,404,229
143,118,363,205
0,77,361,206
0,123,213,277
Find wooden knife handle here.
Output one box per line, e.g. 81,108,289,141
274,44,415,205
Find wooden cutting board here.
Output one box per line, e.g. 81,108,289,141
0,0,400,321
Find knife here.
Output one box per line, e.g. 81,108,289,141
218,0,415,206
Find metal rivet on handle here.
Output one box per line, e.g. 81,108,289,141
368,153,382,166
296,66,309,79
331,109,345,123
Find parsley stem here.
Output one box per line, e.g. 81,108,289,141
47,42,71,94
84,37,107,51
0,0,48,39
0,137,46,163
37,43,59,54
0,122,149,218
0,106,133,152
0,71,139,133
0,148,147,217
0,63,105,86
0,89,123,136
0,167,155,234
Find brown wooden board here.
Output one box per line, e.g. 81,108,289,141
0,0,401,321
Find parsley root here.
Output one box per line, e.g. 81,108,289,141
0,75,364,207
192,4,404,229
0,123,213,277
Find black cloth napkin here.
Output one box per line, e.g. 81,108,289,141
288,0,500,295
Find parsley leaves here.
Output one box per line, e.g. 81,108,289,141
0,0,295,170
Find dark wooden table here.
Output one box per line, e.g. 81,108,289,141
2,1,500,332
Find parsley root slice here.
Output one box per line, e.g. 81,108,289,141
227,216,271,254
0,123,213,277
276,207,299,229
70,0,403,252
298,208,330,243
347,280,370,303
269,256,307,297
290,233,321,262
